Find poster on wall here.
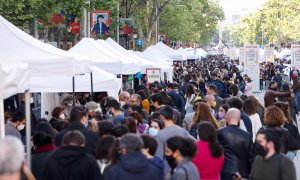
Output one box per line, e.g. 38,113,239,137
90,10,110,36
264,47,274,63
244,45,260,92
146,68,161,84
292,45,300,69
229,48,236,60
245,45,259,66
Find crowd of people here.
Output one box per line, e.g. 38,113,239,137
1,55,300,180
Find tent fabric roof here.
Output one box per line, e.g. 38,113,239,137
151,42,187,61
0,63,29,99
105,38,156,74
96,40,141,74
0,15,92,77
29,66,121,98
177,48,196,60
143,46,173,65
69,38,124,74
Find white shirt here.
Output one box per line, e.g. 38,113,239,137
249,113,263,142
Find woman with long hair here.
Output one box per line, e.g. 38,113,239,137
193,122,224,180
279,83,298,124
273,102,300,160
165,136,199,180
189,102,219,138
248,96,265,123
185,84,196,114
243,99,262,142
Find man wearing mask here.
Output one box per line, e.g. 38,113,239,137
207,85,223,114
106,99,125,125
249,128,296,180
55,106,99,154
5,111,25,140
119,91,130,109
264,81,291,107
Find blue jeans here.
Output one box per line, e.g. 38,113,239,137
295,92,300,112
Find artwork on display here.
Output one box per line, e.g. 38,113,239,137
264,47,274,63
91,10,110,35
292,44,300,68
120,18,135,35
244,45,260,92
146,68,161,84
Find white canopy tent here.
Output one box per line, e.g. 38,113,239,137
151,42,187,62
0,63,29,137
195,48,208,58
0,16,92,77
30,66,121,97
69,38,124,74
95,40,141,74
143,46,173,65
105,38,156,74
177,47,197,60
131,51,174,82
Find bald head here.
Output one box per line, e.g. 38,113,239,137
226,108,241,125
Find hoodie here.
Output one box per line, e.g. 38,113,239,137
106,151,162,180
42,146,100,180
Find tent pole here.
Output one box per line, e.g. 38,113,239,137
90,73,94,99
25,91,32,170
120,74,123,92
72,77,75,106
0,98,5,138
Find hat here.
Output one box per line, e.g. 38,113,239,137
85,101,99,111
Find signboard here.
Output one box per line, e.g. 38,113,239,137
137,39,143,46
146,68,161,84
229,48,236,60
244,45,260,93
292,44,300,69
264,47,274,63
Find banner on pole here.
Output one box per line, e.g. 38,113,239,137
239,47,245,64
264,47,274,63
244,45,260,93
292,45,300,69
146,68,161,84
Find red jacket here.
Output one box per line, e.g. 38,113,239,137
192,141,224,180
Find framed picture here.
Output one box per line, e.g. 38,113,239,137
90,10,110,35
120,18,135,35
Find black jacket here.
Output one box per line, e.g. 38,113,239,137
218,125,253,178
106,151,162,180
42,146,100,180
55,121,99,154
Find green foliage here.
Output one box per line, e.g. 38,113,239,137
230,0,300,46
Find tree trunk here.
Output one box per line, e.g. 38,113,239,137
44,27,48,43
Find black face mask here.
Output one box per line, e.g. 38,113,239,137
166,155,177,172
270,87,278,91
253,142,268,157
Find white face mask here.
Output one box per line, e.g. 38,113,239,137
67,102,73,107
120,101,126,107
17,124,25,131
30,97,34,104
59,113,65,120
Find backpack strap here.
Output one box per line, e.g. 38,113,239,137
278,154,283,180
181,165,189,180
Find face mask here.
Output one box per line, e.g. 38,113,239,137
107,110,113,118
67,102,73,107
120,101,126,107
253,142,268,157
17,124,25,131
212,101,217,108
218,111,225,119
59,114,65,120
166,154,177,171
271,87,278,91
148,127,159,136
30,97,34,104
